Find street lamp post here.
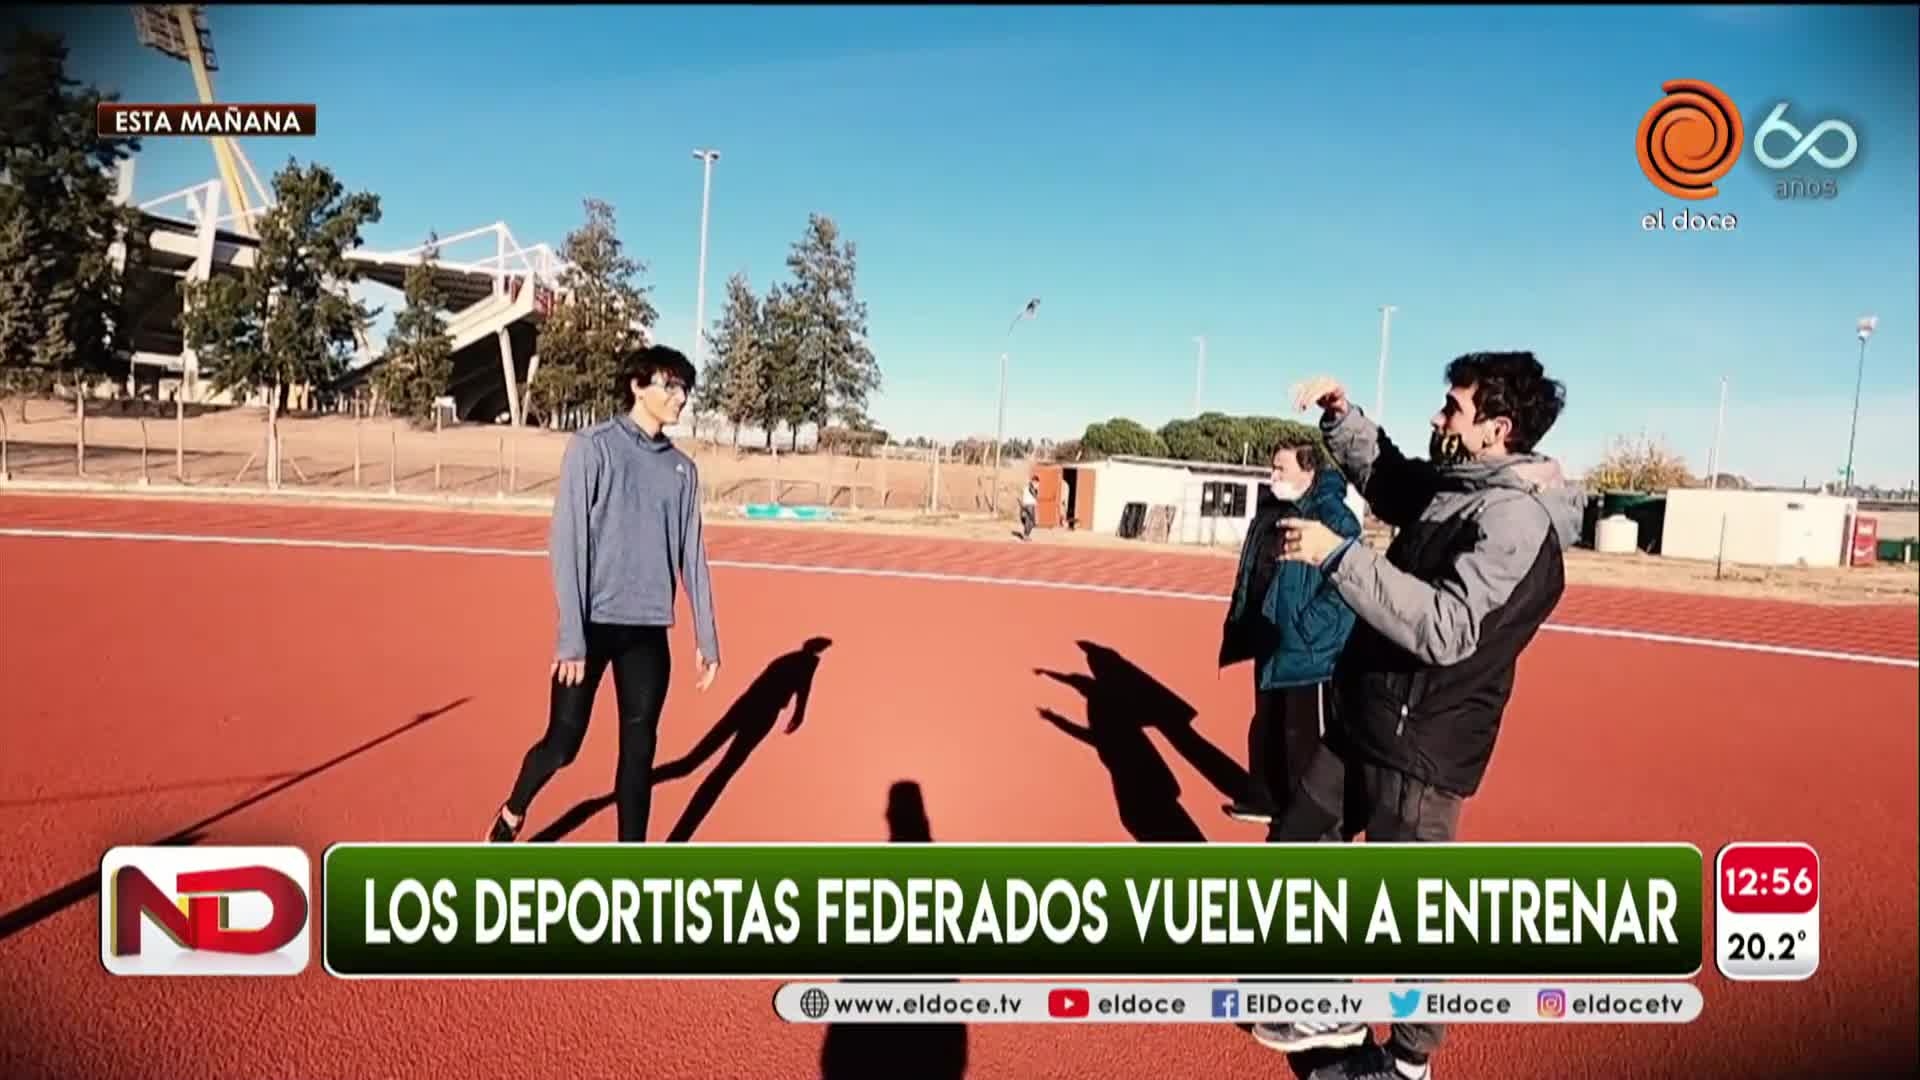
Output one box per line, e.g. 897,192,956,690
1844,315,1877,494
991,297,1041,516
1192,335,1206,416
1708,375,1728,489
1375,304,1397,419
690,149,721,370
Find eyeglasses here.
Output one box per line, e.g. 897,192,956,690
655,378,690,398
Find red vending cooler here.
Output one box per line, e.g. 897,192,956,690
1850,515,1879,566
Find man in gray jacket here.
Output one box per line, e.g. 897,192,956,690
1258,352,1583,1080
487,344,721,844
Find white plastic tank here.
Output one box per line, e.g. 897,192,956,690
1595,514,1640,554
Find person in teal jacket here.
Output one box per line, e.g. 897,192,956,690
1217,435,1363,833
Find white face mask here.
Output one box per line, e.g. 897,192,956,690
1269,478,1308,503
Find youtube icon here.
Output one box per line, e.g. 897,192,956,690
1048,988,1091,1018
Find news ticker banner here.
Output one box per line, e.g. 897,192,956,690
97,103,317,138
319,843,1704,979
769,980,1705,1025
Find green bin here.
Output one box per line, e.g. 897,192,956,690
1596,491,1666,553
1600,490,1657,518
1877,537,1918,563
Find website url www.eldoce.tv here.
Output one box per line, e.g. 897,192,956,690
801,988,1024,1020
772,981,1706,1025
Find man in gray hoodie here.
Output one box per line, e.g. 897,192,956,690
487,344,721,844
1256,352,1583,1080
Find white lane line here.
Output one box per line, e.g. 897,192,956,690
2,525,1914,669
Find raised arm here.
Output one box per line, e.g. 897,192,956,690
1321,408,1441,529
677,461,721,667
1322,490,1555,666
1038,707,1094,746
550,433,599,662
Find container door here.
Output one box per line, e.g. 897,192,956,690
1034,466,1063,528
1777,501,1825,566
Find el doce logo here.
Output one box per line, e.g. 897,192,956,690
1637,79,1744,200
100,846,312,976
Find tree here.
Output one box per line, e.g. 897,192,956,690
1080,418,1167,458
1584,432,1695,493
527,198,656,426
757,281,820,450
374,233,453,426
780,214,879,433
1160,412,1325,465
176,159,381,486
703,271,768,447
0,28,143,411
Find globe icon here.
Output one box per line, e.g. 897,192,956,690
800,988,830,1019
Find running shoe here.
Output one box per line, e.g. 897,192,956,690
1252,1021,1371,1053
486,804,523,843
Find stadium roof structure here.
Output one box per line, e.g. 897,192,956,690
117,163,585,424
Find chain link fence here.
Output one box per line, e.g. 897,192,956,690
0,396,1026,517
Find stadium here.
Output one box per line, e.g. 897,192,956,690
115,157,571,425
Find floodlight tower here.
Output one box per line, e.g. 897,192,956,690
131,5,264,233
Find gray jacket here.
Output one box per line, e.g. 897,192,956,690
1318,407,1583,795
550,415,720,665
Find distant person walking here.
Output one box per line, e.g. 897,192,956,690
1020,477,1039,540
1257,352,1580,1080
486,344,722,845
1217,435,1362,829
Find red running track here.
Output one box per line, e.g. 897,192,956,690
0,493,1915,1080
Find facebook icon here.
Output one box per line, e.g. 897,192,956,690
1211,989,1239,1018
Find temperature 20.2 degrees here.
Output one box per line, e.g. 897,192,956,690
1715,842,1820,982
1725,928,1808,965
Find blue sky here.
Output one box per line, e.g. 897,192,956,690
34,4,1920,487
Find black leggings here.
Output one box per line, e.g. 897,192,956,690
504,622,672,842
1244,683,1330,819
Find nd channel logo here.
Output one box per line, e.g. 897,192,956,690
1636,78,1859,202
100,846,312,976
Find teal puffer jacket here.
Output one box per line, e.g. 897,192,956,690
1218,466,1363,690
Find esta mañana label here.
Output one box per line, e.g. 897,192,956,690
96,103,318,137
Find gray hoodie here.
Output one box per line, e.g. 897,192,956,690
550,414,720,665
1316,405,1585,795
1321,406,1584,669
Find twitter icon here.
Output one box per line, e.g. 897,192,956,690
1388,990,1423,1018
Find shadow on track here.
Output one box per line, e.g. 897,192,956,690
1036,640,1247,841
529,638,831,844
0,697,472,943
819,780,968,1080
0,772,303,810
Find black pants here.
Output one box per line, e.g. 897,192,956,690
1273,750,1465,1062
504,622,672,842
1243,684,1331,821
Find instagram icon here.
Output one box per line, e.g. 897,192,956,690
1537,989,1568,1018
